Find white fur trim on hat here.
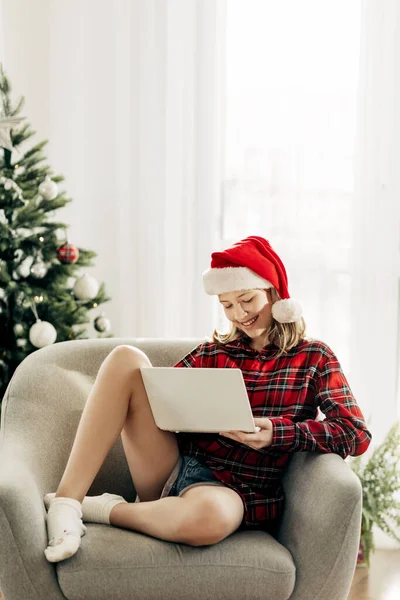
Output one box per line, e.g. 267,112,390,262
271,299,303,323
203,266,273,295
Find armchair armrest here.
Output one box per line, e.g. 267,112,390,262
277,452,361,600
0,452,66,600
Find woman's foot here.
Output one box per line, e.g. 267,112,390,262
44,497,86,563
44,492,127,524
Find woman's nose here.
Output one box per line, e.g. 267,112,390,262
232,305,248,321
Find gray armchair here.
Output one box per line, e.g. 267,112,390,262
0,339,362,600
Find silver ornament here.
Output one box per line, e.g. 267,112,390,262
30,261,48,279
94,315,111,333
38,176,58,200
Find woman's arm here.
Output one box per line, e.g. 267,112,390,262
268,354,372,458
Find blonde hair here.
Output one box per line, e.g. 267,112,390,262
212,287,306,358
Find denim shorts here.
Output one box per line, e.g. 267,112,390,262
160,455,225,498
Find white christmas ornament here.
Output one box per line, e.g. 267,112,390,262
15,256,34,279
29,320,57,348
94,315,111,333
73,274,99,301
30,260,48,279
38,176,58,200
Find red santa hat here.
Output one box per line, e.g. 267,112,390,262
202,236,303,324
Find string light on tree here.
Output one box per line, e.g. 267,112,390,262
38,175,58,200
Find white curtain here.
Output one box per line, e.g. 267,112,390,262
0,0,224,339
352,0,400,551
350,0,400,447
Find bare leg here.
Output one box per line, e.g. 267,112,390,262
109,486,245,546
55,345,180,503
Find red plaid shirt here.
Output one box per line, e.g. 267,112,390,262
173,337,371,529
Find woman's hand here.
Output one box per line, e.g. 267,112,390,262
219,417,274,450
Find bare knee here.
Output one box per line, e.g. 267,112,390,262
107,345,151,370
101,346,151,402
178,497,239,547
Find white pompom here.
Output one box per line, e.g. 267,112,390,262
29,320,57,348
73,274,99,301
271,299,303,323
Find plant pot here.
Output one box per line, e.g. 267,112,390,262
357,537,367,568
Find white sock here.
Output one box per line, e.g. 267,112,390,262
44,492,127,525
44,497,86,563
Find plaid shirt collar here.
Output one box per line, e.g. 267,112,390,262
223,334,279,354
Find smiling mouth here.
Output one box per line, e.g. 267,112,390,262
239,316,258,327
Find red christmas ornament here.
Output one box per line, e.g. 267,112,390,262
57,243,79,264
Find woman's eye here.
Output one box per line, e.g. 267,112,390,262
223,298,253,308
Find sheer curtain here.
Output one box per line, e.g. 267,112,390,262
218,0,400,446
350,0,400,447
0,0,225,339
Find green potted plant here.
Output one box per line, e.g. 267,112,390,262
349,421,400,567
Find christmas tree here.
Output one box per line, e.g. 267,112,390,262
0,64,113,403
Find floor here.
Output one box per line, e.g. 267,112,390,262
0,550,399,599
348,550,400,600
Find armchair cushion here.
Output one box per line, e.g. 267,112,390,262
57,527,295,600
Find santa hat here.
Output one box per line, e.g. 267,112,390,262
202,236,303,324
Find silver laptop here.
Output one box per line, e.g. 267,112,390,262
140,367,260,433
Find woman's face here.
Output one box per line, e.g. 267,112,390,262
218,288,273,341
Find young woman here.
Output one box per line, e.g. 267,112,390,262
44,235,371,563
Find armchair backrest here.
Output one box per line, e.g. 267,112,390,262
0,338,203,498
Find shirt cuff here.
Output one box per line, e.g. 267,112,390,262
269,417,297,451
